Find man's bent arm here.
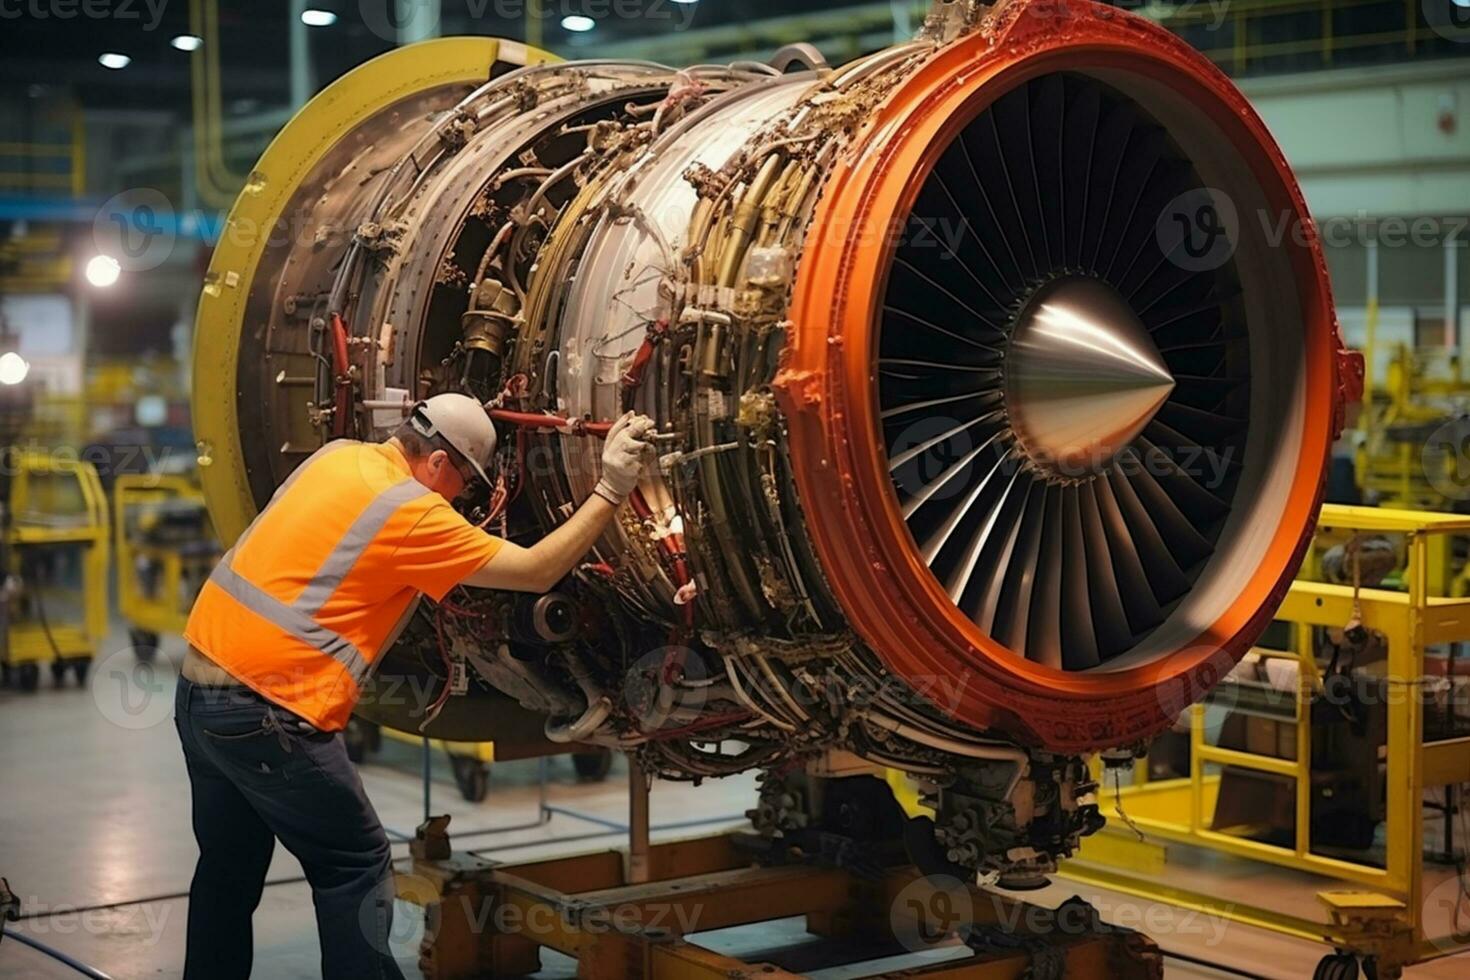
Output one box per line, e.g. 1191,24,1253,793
460,494,618,593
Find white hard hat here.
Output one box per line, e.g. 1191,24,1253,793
408,393,496,488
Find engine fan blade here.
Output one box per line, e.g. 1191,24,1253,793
1078,475,1135,658
1060,487,1102,670
1061,77,1101,270
1107,464,1190,602
1030,72,1067,271
1026,486,1066,668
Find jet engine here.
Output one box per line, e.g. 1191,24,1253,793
193,0,1360,883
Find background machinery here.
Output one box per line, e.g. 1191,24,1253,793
0,320,109,692
191,0,1360,962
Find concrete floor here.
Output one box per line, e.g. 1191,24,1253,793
1,638,1466,979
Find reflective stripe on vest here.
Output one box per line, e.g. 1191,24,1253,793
207,476,430,684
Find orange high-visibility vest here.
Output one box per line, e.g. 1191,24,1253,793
184,440,502,730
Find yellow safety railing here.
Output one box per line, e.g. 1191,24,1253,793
1155,0,1432,74
1062,503,1470,973
0,110,84,292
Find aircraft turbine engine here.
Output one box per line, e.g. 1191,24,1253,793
193,0,1360,882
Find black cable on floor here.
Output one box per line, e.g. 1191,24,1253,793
2,927,117,980
1162,948,1274,980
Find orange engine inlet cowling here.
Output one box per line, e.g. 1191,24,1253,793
778,0,1356,753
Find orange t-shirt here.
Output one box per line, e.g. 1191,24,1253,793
184,440,502,728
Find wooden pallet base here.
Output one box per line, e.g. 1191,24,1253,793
399,826,1163,980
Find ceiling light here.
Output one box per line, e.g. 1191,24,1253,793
85,254,122,288
0,353,30,387
300,8,338,26
561,14,595,32
98,53,131,70
171,34,203,52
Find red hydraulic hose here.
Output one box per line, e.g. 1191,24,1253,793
328,312,353,438
488,408,612,438
619,318,667,411
490,404,693,621
628,488,694,627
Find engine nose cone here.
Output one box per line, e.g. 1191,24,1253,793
1004,277,1174,477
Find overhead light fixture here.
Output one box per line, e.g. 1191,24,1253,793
670,0,697,4
1454,0,1470,9
171,34,203,52
85,254,122,288
561,14,595,32
97,52,131,70
0,352,30,387
300,8,338,26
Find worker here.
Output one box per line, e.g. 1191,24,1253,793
173,394,655,980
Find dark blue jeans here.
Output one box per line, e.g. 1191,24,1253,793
174,677,404,980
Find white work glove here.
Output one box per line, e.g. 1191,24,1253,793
594,412,656,506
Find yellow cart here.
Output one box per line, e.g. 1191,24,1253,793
1,454,109,691
1060,504,1470,980
113,474,218,661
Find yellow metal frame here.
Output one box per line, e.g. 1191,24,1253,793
1354,343,1470,512
1061,503,1470,973
192,37,557,546
5,454,109,666
113,474,216,638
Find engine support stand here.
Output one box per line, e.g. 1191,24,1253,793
399,819,1163,980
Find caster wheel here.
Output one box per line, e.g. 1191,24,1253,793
1313,953,1360,980
450,755,489,802
572,750,613,783
50,660,69,687
16,663,39,693
70,658,90,685
129,629,159,663
0,662,10,688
